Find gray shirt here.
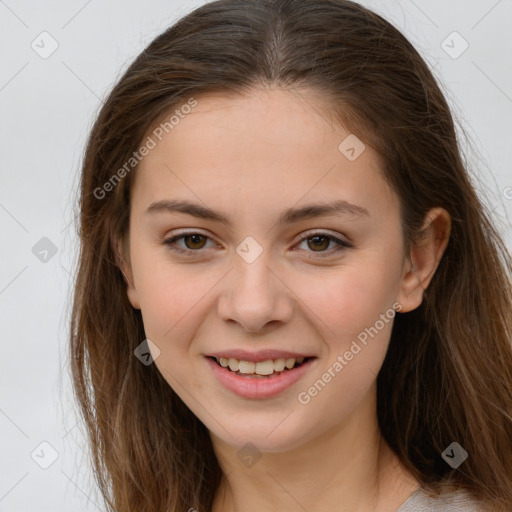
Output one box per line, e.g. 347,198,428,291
396,487,486,511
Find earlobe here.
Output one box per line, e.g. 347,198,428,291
397,207,451,313
113,235,141,310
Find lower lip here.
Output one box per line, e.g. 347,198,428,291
206,357,315,399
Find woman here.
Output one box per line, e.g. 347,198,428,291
69,1,512,510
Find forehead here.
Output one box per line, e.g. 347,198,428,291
131,88,397,222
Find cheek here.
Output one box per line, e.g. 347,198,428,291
135,263,211,390
292,269,397,422
139,270,205,342
291,258,402,348
130,243,202,343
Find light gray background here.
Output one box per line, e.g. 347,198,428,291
0,1,511,510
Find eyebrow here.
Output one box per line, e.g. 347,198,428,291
145,198,369,227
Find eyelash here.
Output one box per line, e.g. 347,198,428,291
163,230,353,258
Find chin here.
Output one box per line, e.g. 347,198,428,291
208,416,317,455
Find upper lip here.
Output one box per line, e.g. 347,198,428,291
205,349,315,363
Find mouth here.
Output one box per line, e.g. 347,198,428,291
208,355,313,379
206,354,317,399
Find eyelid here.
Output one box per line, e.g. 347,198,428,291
295,231,353,257
163,229,217,251
297,229,349,243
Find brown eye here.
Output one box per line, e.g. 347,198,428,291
163,231,352,257
182,234,207,250
306,235,330,252
163,232,214,254
297,232,353,257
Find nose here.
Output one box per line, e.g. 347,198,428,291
217,253,294,333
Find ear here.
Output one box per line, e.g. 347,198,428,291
397,207,451,313
112,234,141,310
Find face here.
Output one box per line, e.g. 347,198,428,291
118,87,421,453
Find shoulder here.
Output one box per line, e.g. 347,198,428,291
396,487,491,512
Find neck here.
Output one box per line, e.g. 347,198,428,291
209,384,420,512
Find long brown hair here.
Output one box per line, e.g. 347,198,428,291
68,0,512,510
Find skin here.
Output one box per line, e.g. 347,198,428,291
116,87,451,512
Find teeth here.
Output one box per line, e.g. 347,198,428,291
215,356,307,375
273,358,286,372
285,358,295,369
255,360,274,375
238,360,256,374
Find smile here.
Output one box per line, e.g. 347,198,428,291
206,356,316,399
213,356,308,377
